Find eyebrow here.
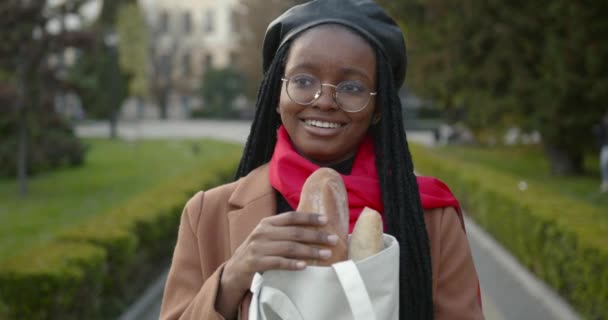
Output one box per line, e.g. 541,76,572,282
287,62,373,82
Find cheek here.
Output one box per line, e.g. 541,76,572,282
354,108,376,125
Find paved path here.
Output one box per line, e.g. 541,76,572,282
79,120,581,320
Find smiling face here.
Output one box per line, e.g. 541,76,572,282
278,25,378,165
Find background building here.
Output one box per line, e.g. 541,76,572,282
140,0,241,119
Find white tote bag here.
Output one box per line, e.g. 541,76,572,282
248,234,399,320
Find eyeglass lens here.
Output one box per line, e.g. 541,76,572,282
285,74,373,112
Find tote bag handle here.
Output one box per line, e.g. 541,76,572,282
332,260,377,320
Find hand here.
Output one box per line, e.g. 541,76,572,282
223,211,339,295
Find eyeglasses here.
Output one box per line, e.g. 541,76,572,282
281,73,377,113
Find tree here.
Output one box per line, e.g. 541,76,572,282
69,39,129,138
198,67,245,119
0,0,92,194
380,0,608,175
234,0,309,100
149,46,173,120
69,0,144,137
117,2,149,115
148,18,175,120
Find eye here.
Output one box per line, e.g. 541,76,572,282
338,81,366,94
291,74,317,88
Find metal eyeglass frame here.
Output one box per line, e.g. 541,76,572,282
281,77,377,113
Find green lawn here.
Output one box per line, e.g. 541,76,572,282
0,139,242,260
429,144,608,208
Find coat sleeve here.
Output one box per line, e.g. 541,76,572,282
159,191,228,320
429,207,484,320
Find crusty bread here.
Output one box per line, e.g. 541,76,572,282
349,207,384,261
297,168,349,266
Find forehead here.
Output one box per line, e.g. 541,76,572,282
285,24,376,76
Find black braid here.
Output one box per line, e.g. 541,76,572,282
234,39,433,319
235,44,289,179
372,50,434,319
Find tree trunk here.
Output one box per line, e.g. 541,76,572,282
159,89,169,120
136,96,145,119
109,110,118,139
17,107,28,196
543,143,584,176
16,58,28,196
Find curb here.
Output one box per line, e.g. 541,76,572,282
465,216,582,320
117,269,168,320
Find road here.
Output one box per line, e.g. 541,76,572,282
77,120,581,320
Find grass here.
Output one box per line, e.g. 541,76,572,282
0,138,242,261
423,144,608,208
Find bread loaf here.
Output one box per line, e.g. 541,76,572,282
348,207,384,261
297,168,349,266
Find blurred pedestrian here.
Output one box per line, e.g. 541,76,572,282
597,112,608,192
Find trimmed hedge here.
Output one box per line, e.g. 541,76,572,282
0,243,105,319
410,144,608,320
0,150,241,319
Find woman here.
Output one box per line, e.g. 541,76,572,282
160,0,482,319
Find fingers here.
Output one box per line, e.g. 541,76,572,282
265,226,339,246
247,241,332,272
227,211,340,278
255,257,307,271
254,212,338,245
251,240,332,261
268,211,328,227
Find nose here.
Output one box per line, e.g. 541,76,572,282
313,84,339,111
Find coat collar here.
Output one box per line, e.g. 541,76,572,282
226,164,276,254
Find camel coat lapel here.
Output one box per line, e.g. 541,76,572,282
226,164,276,255
224,165,276,319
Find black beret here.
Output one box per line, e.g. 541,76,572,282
263,0,407,88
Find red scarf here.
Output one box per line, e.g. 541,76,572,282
268,126,463,232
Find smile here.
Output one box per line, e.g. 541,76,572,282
304,119,344,129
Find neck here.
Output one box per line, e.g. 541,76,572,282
292,144,360,167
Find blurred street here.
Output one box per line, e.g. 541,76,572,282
77,120,581,320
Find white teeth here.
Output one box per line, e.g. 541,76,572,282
304,119,342,128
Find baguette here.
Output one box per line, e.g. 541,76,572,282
297,168,349,266
349,207,384,261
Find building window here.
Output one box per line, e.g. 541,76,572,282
183,52,191,77
230,9,240,33
203,9,214,33
183,12,192,34
229,51,238,65
204,54,213,69
159,11,169,33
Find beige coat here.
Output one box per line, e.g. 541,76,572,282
160,164,483,320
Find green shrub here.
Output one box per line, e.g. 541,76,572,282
0,152,240,319
0,243,106,320
0,97,87,178
410,144,608,320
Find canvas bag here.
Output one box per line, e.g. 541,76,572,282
248,234,399,320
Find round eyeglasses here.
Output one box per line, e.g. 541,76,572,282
281,73,377,113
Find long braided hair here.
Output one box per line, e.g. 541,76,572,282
235,37,434,320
